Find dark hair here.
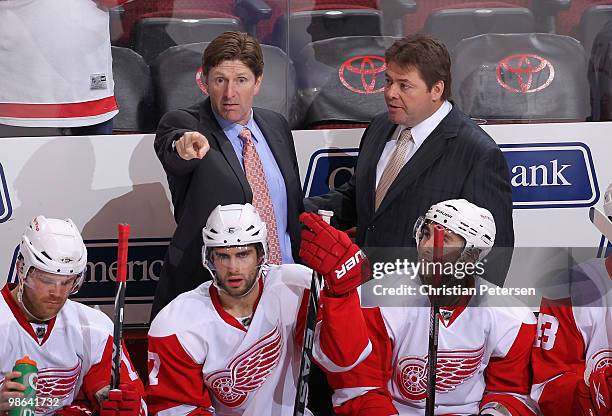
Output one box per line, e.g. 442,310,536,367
385,34,451,100
202,31,264,79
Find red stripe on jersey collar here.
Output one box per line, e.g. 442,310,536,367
209,278,264,332
1,284,57,345
606,256,612,280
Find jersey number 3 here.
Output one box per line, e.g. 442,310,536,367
534,313,559,350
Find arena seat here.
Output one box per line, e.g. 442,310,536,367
424,7,534,51
132,17,244,63
111,47,155,133
118,0,271,46
261,0,415,57
556,0,611,36
578,4,612,56
151,42,298,127
295,36,398,129
265,9,384,60
588,20,612,121
404,1,568,34
452,33,590,122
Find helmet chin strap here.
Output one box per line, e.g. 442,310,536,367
17,279,58,323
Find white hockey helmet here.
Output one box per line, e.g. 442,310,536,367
414,199,496,261
19,216,87,294
202,203,268,267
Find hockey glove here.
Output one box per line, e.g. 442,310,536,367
55,404,93,416
573,366,612,416
299,212,369,296
99,384,142,416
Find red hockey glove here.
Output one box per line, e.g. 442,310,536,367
299,212,369,296
55,404,93,416
99,384,141,416
573,366,612,416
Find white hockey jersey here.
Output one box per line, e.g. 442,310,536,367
0,284,144,415
146,264,312,416
0,0,126,127
313,276,538,416
531,256,612,416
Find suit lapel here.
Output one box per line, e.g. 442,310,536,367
198,100,251,197
372,108,460,218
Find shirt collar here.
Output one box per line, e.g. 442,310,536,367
212,108,258,142
393,100,452,147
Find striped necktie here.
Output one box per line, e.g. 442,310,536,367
239,127,282,264
375,128,414,210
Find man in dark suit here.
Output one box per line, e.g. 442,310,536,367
306,34,514,285
151,31,304,319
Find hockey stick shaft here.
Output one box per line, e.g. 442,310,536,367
425,225,445,416
293,210,334,416
111,223,130,390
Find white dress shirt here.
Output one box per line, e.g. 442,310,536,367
375,100,453,188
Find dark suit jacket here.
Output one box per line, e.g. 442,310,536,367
151,98,304,318
306,106,514,282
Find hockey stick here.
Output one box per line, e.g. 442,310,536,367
111,223,131,390
425,224,445,416
590,207,612,242
293,210,334,416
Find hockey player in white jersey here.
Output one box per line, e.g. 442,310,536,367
300,199,538,415
0,216,145,416
531,182,612,416
146,204,314,416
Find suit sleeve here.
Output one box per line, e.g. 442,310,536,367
146,334,213,416
462,143,514,283
481,319,538,416
80,336,146,414
531,297,586,416
154,109,202,178
304,121,377,230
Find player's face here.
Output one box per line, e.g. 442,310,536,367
205,59,262,126
384,61,444,127
417,222,466,276
211,245,261,297
23,269,77,321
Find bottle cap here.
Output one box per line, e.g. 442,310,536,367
15,356,37,366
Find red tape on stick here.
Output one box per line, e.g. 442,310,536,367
432,224,445,287
116,224,131,283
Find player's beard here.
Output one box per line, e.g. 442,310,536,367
217,268,260,298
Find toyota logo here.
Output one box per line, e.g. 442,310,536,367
338,55,386,94
496,54,555,93
196,66,208,95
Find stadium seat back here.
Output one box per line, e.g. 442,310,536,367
266,9,383,59
111,47,155,133
295,36,398,128
452,33,590,122
588,20,612,121
579,4,612,56
152,42,298,127
425,7,534,51
132,17,243,64
403,1,529,33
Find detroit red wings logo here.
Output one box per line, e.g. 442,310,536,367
585,349,612,383
205,325,283,407
395,345,485,401
29,362,82,413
